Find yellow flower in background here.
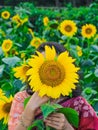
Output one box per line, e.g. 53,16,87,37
28,28,34,37
12,14,28,27
0,29,6,37
0,89,5,96
59,20,77,37
21,17,28,25
21,52,26,59
43,17,49,26
12,49,19,56
1,11,10,19
81,24,97,39
27,46,79,99
2,39,13,52
94,34,98,41
76,46,83,57
0,95,13,124
12,14,20,22
30,37,42,48
13,64,30,82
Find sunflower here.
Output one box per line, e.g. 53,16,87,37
0,95,13,124
76,46,83,57
81,24,97,39
1,11,10,19
27,46,79,99
13,63,30,82
12,14,28,27
20,52,26,59
2,39,13,52
30,37,42,48
59,20,77,37
43,17,49,26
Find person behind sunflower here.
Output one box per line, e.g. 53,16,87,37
8,42,98,130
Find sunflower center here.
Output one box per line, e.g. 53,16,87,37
4,43,10,49
39,61,65,87
86,28,92,34
4,13,8,17
65,25,72,32
35,40,40,45
3,102,12,113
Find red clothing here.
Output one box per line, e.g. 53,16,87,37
8,90,98,130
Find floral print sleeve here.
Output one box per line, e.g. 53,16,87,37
8,91,29,130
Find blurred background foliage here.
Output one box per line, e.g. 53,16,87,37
0,1,98,129
0,0,98,7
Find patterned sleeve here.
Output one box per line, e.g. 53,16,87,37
8,91,28,130
72,96,98,130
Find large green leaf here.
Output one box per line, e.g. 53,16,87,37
2,56,21,67
57,107,79,128
41,103,62,119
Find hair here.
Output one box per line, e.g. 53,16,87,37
26,42,82,97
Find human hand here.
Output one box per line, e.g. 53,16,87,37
44,113,74,130
26,92,49,112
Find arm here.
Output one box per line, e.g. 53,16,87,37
8,92,49,130
15,92,49,130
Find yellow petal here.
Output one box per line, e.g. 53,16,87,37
45,46,56,60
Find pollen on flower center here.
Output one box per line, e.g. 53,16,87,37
86,28,92,34
39,61,65,87
3,102,12,113
65,25,72,32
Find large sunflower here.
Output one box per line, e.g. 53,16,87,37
27,46,79,99
0,95,13,124
13,63,30,82
1,11,10,20
59,20,77,37
81,24,97,39
2,39,13,52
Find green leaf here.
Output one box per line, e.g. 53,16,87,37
57,107,79,128
0,65,5,78
2,56,21,67
24,97,31,108
41,103,62,119
81,59,94,67
27,119,44,130
0,47,3,56
91,45,98,52
1,82,13,91
94,68,98,77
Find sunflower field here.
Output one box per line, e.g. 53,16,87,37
0,1,98,129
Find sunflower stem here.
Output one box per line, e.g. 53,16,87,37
66,37,71,51
87,39,91,59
